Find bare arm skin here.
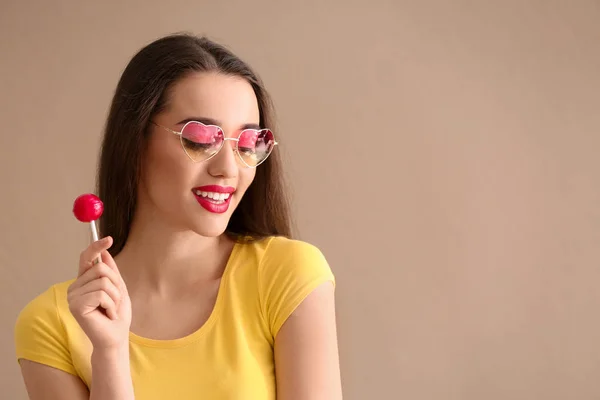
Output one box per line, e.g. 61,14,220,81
20,347,132,400
274,281,343,400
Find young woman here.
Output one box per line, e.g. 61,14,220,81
15,33,342,400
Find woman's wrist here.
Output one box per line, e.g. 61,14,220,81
90,342,135,400
92,341,130,360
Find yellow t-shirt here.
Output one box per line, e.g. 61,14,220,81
14,236,335,399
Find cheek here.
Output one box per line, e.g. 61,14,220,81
236,168,256,197
142,136,193,199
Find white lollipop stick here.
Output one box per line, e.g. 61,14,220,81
90,220,102,264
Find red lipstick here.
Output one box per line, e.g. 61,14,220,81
193,185,235,194
192,185,235,214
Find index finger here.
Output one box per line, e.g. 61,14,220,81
78,236,113,277
100,249,127,293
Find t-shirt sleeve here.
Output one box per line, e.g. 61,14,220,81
258,238,335,338
14,285,77,376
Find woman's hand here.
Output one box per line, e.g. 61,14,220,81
67,236,132,350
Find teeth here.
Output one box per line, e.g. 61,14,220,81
194,190,231,201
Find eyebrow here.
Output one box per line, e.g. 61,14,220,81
176,117,261,130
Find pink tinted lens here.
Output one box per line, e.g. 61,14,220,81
181,122,223,161
238,129,275,166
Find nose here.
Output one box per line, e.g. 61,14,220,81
206,138,239,179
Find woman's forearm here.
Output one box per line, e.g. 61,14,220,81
90,344,135,400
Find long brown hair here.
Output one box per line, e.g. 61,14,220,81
97,33,292,256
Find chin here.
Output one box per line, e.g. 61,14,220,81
191,224,229,238
186,209,234,238
186,195,241,237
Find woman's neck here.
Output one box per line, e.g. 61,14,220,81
113,205,234,298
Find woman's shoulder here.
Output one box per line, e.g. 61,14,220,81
241,235,328,263
241,235,335,295
238,235,335,337
14,279,81,377
15,279,75,329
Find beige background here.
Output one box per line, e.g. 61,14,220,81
1,1,599,399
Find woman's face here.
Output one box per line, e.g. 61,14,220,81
140,71,260,237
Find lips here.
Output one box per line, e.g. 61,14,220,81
193,185,235,194
192,185,235,214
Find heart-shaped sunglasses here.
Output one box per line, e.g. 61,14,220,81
152,120,278,168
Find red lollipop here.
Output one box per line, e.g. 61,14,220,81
73,194,104,262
